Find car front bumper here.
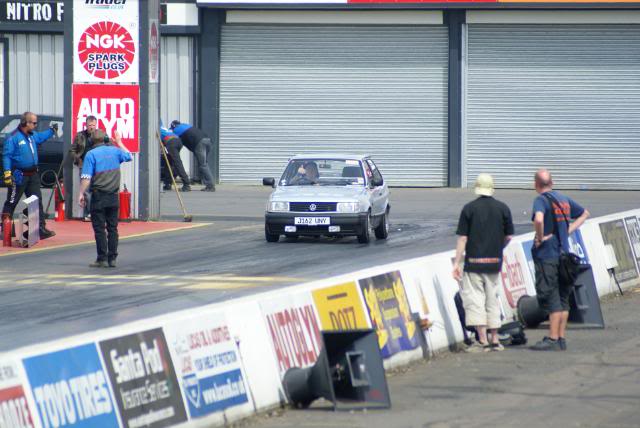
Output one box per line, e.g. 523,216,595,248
265,212,368,236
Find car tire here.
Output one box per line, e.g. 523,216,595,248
374,209,389,240
265,224,279,242
357,212,371,244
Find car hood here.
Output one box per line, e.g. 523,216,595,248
270,185,367,202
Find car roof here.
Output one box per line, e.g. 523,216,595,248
289,154,370,161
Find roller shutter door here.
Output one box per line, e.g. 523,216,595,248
220,24,448,185
465,25,640,190
161,35,196,177
2,33,63,115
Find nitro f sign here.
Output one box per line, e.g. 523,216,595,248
72,83,140,152
73,0,139,83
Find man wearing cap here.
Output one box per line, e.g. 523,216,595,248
453,173,514,352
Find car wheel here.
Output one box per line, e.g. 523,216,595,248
265,224,279,242
374,209,389,240
357,212,371,244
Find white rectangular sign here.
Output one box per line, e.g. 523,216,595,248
73,0,139,83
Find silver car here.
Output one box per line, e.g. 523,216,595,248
262,154,390,243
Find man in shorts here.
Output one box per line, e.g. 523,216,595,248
453,173,514,352
530,169,589,351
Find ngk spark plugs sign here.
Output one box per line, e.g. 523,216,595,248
74,0,139,83
99,328,188,428
165,314,250,419
0,361,34,428
22,344,119,428
261,293,322,379
72,83,139,152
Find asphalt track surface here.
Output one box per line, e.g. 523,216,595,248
1,186,638,354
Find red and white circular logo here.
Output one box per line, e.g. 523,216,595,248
77,21,136,80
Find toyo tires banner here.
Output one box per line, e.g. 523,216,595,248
73,0,139,84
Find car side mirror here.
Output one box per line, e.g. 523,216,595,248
371,177,383,187
263,177,275,187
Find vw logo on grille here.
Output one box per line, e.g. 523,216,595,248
309,204,317,211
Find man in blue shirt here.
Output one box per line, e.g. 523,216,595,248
78,129,132,268
2,112,59,239
530,169,589,351
160,125,190,192
170,120,214,191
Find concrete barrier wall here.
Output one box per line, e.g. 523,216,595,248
2,208,640,428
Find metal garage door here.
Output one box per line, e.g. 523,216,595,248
465,25,640,190
3,33,63,115
220,25,449,185
160,35,196,176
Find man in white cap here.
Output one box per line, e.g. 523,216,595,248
453,173,514,352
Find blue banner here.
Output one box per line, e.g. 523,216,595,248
23,343,119,428
184,369,248,418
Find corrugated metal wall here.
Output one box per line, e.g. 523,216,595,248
219,25,449,185
0,39,4,115
465,25,640,190
161,35,195,177
2,33,63,115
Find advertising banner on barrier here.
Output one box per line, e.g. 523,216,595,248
499,244,532,311
0,360,34,428
358,271,419,358
99,328,188,428
311,281,369,331
164,314,250,419
599,219,639,282
623,216,640,271
72,83,140,153
261,293,322,379
22,343,119,428
73,0,139,83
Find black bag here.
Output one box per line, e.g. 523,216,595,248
559,252,581,284
542,193,581,285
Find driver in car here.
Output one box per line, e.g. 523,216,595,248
290,161,319,185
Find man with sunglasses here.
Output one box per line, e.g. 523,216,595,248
2,111,59,239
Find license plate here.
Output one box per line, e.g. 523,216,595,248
294,217,330,226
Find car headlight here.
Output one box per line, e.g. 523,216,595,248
269,201,289,212
337,202,359,213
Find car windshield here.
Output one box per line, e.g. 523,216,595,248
280,159,365,187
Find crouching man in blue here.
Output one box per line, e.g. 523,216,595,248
77,130,132,268
530,169,589,351
2,112,59,239
170,120,214,191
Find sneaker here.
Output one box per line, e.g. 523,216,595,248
201,186,215,192
530,337,562,351
558,337,567,351
181,185,191,192
83,215,91,222
162,184,172,191
489,343,505,352
108,260,117,268
40,228,56,239
464,342,490,353
89,260,108,268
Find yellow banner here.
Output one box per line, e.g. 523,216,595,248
312,282,369,331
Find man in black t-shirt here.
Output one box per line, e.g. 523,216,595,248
453,173,514,352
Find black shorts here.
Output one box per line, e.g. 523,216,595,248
534,259,573,314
